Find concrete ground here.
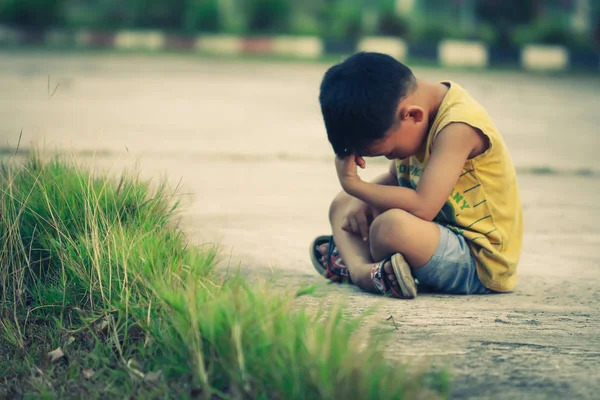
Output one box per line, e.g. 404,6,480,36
1,51,599,399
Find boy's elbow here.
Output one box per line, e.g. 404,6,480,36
410,192,442,221
411,204,438,222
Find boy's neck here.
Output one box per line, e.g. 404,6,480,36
413,79,449,125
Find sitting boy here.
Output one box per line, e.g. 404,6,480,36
310,52,523,298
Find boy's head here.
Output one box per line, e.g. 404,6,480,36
319,52,426,160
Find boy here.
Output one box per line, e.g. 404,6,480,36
309,52,522,298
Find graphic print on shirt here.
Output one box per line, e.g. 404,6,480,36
397,163,465,230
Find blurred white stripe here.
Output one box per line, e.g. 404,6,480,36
358,37,408,60
439,40,488,68
195,35,244,55
272,36,323,59
114,31,165,51
522,45,569,71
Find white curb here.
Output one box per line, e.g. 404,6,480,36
439,40,488,68
114,31,165,51
195,35,243,55
272,36,323,59
358,37,408,60
522,45,569,71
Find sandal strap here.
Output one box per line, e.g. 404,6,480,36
370,261,389,294
370,258,408,298
327,236,350,277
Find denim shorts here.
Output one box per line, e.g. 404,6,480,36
412,224,493,295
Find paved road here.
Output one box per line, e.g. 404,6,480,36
1,51,599,399
1,51,599,172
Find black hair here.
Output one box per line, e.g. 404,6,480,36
318,52,416,157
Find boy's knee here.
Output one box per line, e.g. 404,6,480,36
328,190,352,222
369,209,411,248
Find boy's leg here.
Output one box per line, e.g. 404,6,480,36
328,192,440,293
327,190,373,270
368,209,440,270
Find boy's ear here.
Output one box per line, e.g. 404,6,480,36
401,105,425,123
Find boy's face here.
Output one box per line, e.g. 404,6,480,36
361,104,428,160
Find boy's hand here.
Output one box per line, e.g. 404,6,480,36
335,155,365,191
341,198,380,241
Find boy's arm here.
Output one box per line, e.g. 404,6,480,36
337,123,482,221
369,161,398,186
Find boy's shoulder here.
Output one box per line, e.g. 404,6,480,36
429,80,499,145
439,81,488,117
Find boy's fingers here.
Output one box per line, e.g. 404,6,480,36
341,218,350,231
348,217,356,233
357,213,369,241
342,218,357,234
349,217,359,235
356,156,366,169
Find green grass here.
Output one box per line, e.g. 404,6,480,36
0,151,447,399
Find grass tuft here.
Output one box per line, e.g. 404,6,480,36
0,151,446,399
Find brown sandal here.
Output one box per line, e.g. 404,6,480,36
309,235,352,284
370,253,417,299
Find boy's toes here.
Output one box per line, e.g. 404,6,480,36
317,243,329,267
383,261,400,287
318,243,329,257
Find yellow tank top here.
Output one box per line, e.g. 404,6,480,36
395,81,523,292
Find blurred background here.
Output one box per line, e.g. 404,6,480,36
0,1,599,273
0,0,599,51
1,4,600,398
